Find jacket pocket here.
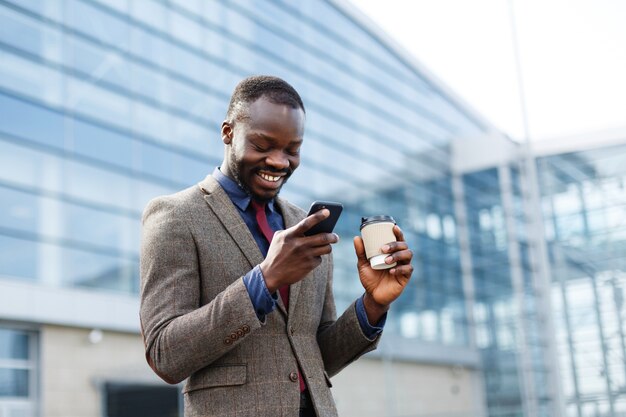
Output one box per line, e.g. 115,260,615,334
323,370,333,388
183,364,247,394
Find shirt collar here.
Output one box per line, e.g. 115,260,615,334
212,167,277,213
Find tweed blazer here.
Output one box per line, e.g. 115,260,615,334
140,175,380,417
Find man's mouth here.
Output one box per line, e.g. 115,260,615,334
258,172,282,182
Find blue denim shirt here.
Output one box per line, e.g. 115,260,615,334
213,167,385,338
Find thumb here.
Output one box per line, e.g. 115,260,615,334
353,236,369,266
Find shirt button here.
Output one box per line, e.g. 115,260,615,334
289,372,299,382
290,326,295,335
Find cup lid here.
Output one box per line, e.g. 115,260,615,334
360,215,396,230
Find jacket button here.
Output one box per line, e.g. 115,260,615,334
236,329,244,337
289,372,298,382
230,332,238,340
224,338,232,345
290,326,295,335
242,325,250,333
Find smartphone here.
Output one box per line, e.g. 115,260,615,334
304,201,343,236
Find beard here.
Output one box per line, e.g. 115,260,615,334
227,148,292,202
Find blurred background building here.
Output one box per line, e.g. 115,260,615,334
0,0,625,416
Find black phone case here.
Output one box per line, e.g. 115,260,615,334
304,201,343,236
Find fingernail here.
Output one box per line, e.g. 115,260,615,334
382,245,390,253
385,255,394,263
333,233,340,242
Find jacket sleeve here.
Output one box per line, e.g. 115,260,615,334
139,197,262,384
315,253,381,377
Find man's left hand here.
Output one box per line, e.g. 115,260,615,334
353,225,413,324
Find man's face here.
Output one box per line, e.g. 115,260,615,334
222,96,305,202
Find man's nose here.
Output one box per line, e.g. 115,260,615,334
266,151,289,170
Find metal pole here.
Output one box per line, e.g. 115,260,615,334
507,1,565,416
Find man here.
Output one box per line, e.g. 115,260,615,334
140,76,413,417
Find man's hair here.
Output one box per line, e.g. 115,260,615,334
226,75,305,122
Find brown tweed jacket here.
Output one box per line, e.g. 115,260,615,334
140,175,380,417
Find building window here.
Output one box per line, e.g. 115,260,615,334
0,326,38,417
104,383,180,417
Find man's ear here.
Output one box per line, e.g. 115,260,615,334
221,121,233,145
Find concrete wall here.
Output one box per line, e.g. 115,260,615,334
332,357,484,417
40,325,157,417
39,325,484,417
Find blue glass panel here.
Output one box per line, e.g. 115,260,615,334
0,8,61,60
70,118,133,168
63,203,137,254
0,186,38,234
64,0,131,51
0,369,29,397
62,247,138,294
0,329,29,360
64,160,132,210
176,154,211,183
0,235,37,280
0,139,63,193
62,36,131,89
138,142,176,181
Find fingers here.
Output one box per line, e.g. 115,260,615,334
392,225,405,242
389,263,414,277
292,209,329,235
303,232,339,248
383,248,413,266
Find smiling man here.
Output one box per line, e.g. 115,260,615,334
140,76,414,417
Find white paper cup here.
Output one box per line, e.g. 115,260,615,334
360,216,397,270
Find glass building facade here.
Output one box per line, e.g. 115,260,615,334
539,143,626,417
1,1,625,417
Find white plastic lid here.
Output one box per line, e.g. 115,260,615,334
369,254,396,270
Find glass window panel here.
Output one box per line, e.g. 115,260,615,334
0,93,64,148
0,329,29,360
176,154,212,184
0,369,29,397
64,160,132,210
65,77,132,130
0,139,63,192
169,12,203,49
0,235,37,281
137,142,176,180
62,247,137,294
129,26,172,68
0,6,62,62
63,36,130,89
64,0,130,51
0,186,38,234
129,62,169,105
70,118,133,168
0,51,63,107
129,0,168,29
63,203,138,254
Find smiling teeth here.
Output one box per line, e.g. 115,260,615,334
260,173,280,182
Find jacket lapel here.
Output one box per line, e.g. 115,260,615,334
198,175,264,268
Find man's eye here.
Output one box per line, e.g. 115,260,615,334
287,148,300,156
253,144,269,152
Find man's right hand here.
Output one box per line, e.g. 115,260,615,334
260,208,339,293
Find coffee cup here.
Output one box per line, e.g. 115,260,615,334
360,216,397,270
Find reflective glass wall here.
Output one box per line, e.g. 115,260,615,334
0,0,487,355
538,143,626,417
462,163,554,417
